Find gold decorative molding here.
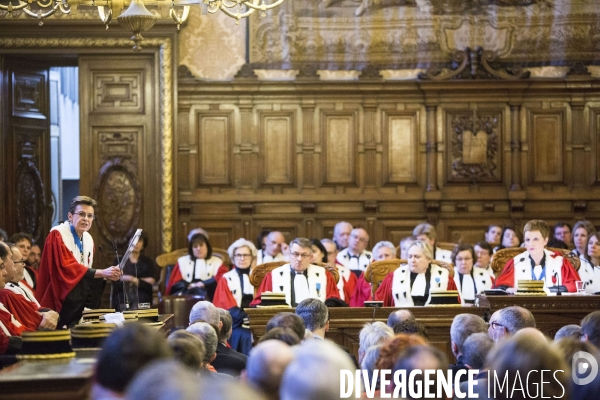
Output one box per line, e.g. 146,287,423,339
0,36,174,252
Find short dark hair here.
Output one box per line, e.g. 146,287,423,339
392,319,429,340
474,241,493,254
0,228,8,242
498,306,536,334
96,324,172,393
218,309,233,343
309,238,328,263
451,243,477,266
266,312,306,341
68,196,98,214
0,242,8,260
554,222,572,234
295,298,329,332
289,237,312,251
9,232,33,246
258,327,301,346
187,233,213,260
167,330,205,370
462,332,494,369
581,311,600,348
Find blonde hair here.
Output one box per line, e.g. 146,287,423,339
408,240,433,260
227,238,258,260
523,220,550,239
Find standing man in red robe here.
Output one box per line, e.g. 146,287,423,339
36,196,122,328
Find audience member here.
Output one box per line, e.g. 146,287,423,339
265,312,306,342
357,321,393,364
295,298,329,340
360,345,383,392
211,308,247,376
257,327,301,346
166,232,227,300
376,333,428,370
336,228,372,275
554,337,600,400
375,241,456,306
167,329,205,371
495,220,580,293
581,310,600,348
572,220,596,258
245,340,295,400
333,221,353,250
251,238,340,307
189,300,220,331
391,319,429,339
280,339,356,400
486,334,569,400
412,222,451,262
390,345,448,398
553,222,573,247
488,306,536,342
256,231,287,264
554,324,582,340
484,224,502,247
451,244,493,304
93,324,171,399
372,241,396,261
386,309,415,329
187,321,220,372
449,314,488,376
461,332,494,370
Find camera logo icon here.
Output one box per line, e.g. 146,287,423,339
572,351,599,385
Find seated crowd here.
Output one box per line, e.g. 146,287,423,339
1,219,600,399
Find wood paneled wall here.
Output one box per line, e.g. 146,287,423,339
176,78,600,251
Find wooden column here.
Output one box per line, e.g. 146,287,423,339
570,101,586,188
363,102,378,188
425,105,438,192
509,104,522,191
301,102,316,188
238,101,256,188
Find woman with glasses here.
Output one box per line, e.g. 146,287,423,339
213,238,258,310
374,240,457,307
451,243,493,305
576,232,600,294
165,233,228,301
36,196,122,328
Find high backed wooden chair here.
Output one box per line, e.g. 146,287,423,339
364,258,455,298
249,261,340,296
491,247,581,277
212,247,232,267
155,248,188,296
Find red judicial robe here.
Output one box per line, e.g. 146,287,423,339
213,268,254,310
250,264,340,307
165,255,228,300
0,290,41,331
495,249,580,293
349,272,373,307
36,222,96,328
0,303,24,355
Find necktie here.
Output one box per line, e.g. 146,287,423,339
294,273,310,304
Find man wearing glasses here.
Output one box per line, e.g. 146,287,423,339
336,228,373,277
36,196,122,328
251,237,340,307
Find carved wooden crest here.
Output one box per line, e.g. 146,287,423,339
448,111,501,183
15,159,45,241
93,157,141,246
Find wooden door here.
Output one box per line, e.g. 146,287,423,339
78,55,161,259
0,58,52,244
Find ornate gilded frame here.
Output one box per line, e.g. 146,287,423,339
0,36,174,252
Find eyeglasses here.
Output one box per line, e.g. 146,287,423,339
489,321,505,330
74,211,95,220
234,254,253,259
290,252,311,259
13,260,26,266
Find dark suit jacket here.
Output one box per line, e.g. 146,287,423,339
211,342,248,376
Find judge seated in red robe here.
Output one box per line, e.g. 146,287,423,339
375,240,457,307
495,220,580,294
36,196,122,328
165,233,228,301
250,237,340,307
0,244,25,355
213,238,257,310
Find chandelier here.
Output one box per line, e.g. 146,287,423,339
0,0,287,51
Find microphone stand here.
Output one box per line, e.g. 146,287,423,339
113,241,129,312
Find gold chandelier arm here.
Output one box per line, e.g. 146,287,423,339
169,5,189,29
219,4,254,20
242,0,286,11
97,5,112,28
36,0,56,8
58,1,71,13
22,1,61,19
0,0,29,12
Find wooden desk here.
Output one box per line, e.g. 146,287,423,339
246,296,600,362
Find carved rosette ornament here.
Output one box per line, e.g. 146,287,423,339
449,113,500,183
93,158,141,247
15,160,45,241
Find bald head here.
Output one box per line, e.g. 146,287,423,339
513,327,548,342
266,231,285,257
246,340,295,400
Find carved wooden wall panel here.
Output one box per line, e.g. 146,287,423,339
259,111,295,186
12,72,46,119
321,108,358,185
527,109,566,184
92,72,143,113
176,79,600,250
196,112,232,186
382,110,419,185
